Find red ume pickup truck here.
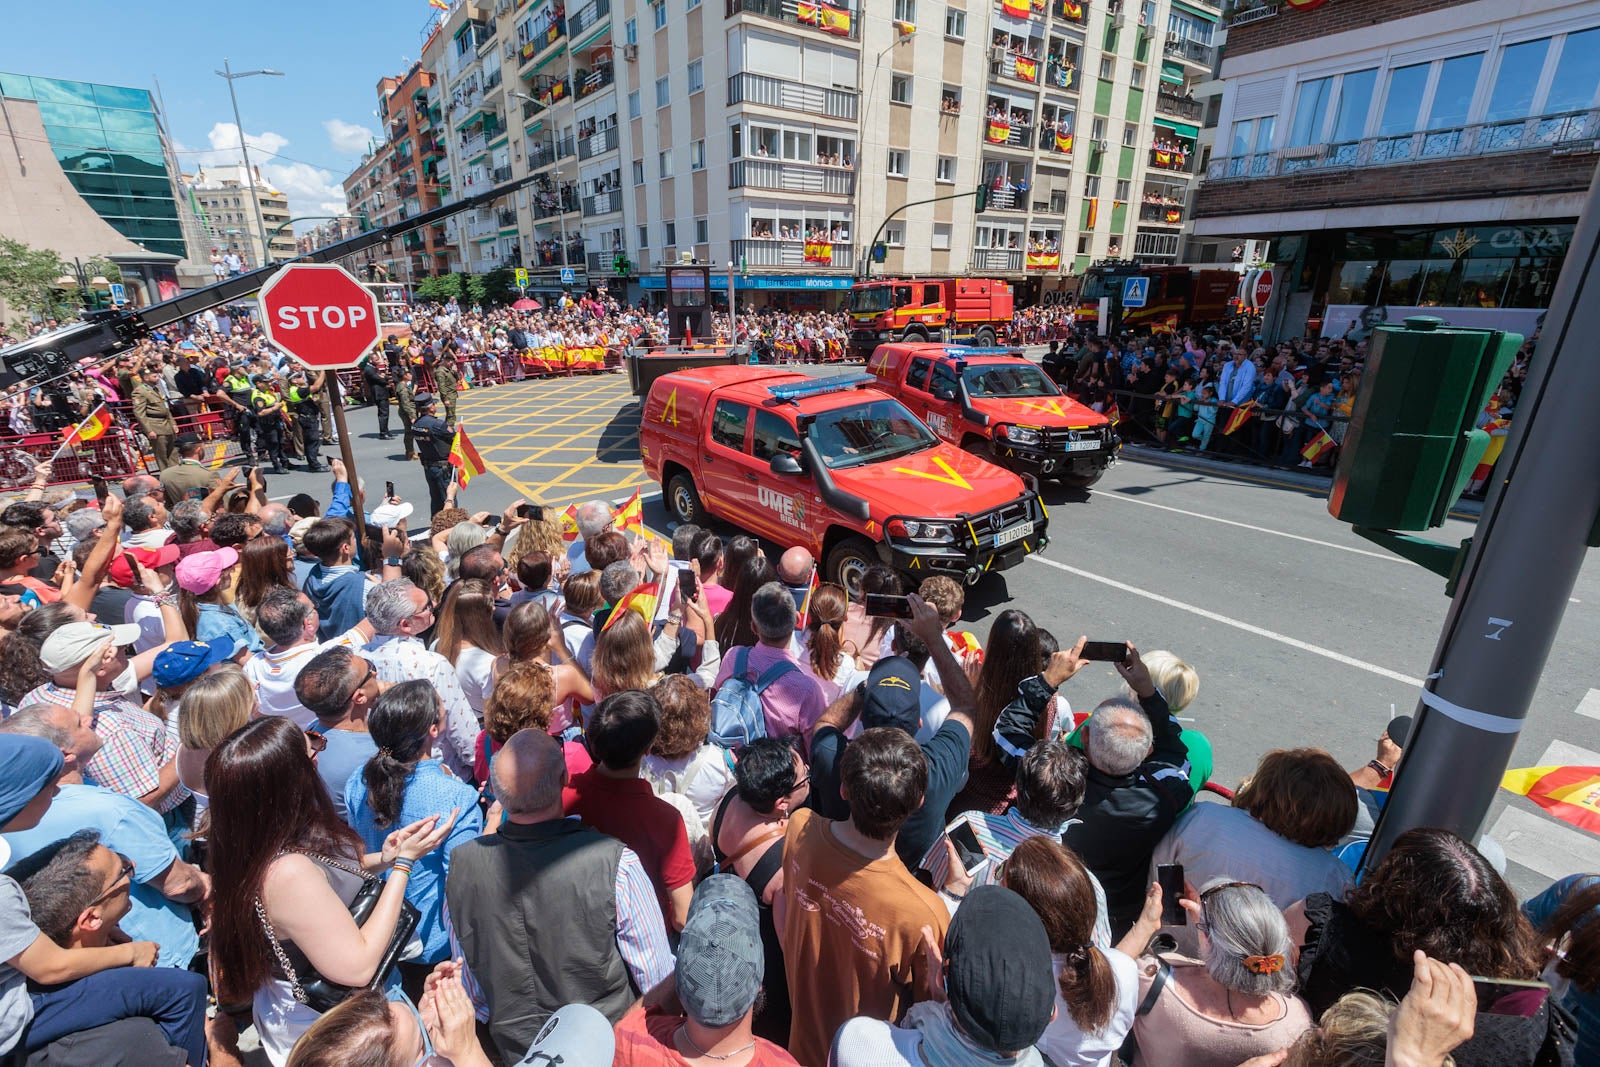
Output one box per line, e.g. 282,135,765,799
638,367,1049,592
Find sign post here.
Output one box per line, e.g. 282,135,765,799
514,267,528,298
1121,276,1149,308
256,263,383,530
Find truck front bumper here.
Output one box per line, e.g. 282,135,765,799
876,494,1051,585
992,428,1120,479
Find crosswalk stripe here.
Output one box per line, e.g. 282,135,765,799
1488,807,1598,882
1574,688,1600,721
1529,738,1600,768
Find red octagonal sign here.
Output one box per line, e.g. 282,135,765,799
257,264,381,370
1252,268,1275,310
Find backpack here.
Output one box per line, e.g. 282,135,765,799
709,647,798,749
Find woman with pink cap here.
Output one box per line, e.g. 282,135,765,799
176,547,262,657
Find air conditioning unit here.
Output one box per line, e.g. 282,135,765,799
1139,21,1155,38
1094,138,1110,151
504,42,517,59
1166,31,1182,44
988,45,1007,62
1111,12,1127,28
622,43,639,61
494,0,511,13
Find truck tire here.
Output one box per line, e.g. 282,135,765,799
902,326,927,343
825,536,879,599
974,326,996,347
665,471,706,525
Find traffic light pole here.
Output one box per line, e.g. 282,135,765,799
860,187,985,281
1362,169,1600,870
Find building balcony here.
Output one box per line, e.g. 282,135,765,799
531,188,580,218
588,251,609,274
493,164,514,182
577,64,615,99
1163,35,1216,69
569,0,611,39
497,207,518,228
522,78,572,117
531,243,585,267
980,185,1028,212
1148,145,1196,174
727,0,860,42
1138,201,1185,225
460,131,488,160
1155,91,1203,122
1044,61,1079,93
733,238,854,270
1053,0,1087,24
577,125,621,160
520,20,567,66
730,158,854,195
1039,126,1075,155
971,248,1024,272
728,71,858,121
1226,0,1278,27
983,118,1035,151
989,51,1046,88
1202,108,1600,184
582,190,624,216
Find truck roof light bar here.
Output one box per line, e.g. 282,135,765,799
767,372,877,402
943,347,1021,357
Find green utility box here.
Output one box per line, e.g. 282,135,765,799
1329,317,1520,531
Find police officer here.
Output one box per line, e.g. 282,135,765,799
412,391,456,515
218,362,257,461
361,350,394,439
286,369,327,472
396,366,418,461
249,374,289,474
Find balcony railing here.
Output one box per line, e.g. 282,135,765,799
990,52,1046,87
1156,91,1203,121
731,238,855,270
1148,145,1196,173
1044,61,1079,92
465,212,499,239
484,69,503,91
729,158,854,194
520,19,567,64
582,190,623,216
1039,125,1075,154
493,164,514,182
460,131,488,159
727,71,859,120
497,207,518,227
971,248,1024,271
727,0,861,41
1227,0,1279,26
577,64,615,98
1205,108,1600,182
577,125,621,159
980,185,1026,211
1163,36,1216,67
983,118,1035,150
531,244,584,266
569,0,612,38
531,188,580,217
1139,202,1186,224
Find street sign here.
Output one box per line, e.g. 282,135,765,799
257,263,381,370
1252,268,1275,309
560,267,575,285
108,282,126,305
1121,276,1149,308
514,267,528,288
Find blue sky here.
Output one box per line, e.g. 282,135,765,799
5,1,449,227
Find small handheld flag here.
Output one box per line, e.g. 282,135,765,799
448,426,487,488
1502,765,1600,835
61,403,112,447
1301,428,1336,463
602,582,660,632
796,565,820,630
613,490,644,535
1105,401,1121,426
1222,400,1257,436
558,503,580,543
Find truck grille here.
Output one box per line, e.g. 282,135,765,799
970,497,1038,549
1037,426,1107,452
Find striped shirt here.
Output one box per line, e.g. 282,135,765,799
447,836,675,1021
20,684,190,814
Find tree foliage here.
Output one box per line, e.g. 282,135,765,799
0,238,69,321
481,267,516,306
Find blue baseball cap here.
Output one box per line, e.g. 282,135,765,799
152,636,240,688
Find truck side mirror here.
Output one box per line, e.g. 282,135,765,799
770,453,803,476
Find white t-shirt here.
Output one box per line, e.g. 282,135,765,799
641,744,736,828
244,627,367,728
453,645,498,716
1037,946,1139,1067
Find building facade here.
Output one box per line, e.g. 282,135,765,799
1189,0,1599,341
400,0,1219,305
185,164,297,268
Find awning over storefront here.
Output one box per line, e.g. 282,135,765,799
1171,0,1220,20
639,274,854,291
1153,116,1200,140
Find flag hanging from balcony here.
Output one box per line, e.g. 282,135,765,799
1085,196,1098,228
895,19,915,34
986,118,1012,143
429,0,449,9
1001,0,1031,17
1283,0,1330,9
1165,208,1181,223
804,241,833,264
1054,130,1074,153
805,1,851,35
798,1,821,24
1026,251,1060,270
1059,0,1084,18
1155,148,1172,166
1013,56,1039,82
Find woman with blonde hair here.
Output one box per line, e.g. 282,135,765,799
1123,648,1211,795
501,599,593,734
796,582,853,702
401,545,446,608
175,664,257,810
504,508,565,569
591,609,660,701
432,579,505,716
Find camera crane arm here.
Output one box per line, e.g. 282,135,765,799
0,173,538,399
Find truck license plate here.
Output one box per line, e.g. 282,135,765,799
1066,439,1100,453
994,521,1033,547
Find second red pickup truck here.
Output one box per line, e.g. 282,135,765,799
866,342,1118,488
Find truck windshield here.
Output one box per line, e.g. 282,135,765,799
1078,274,1114,301
849,287,893,313
963,365,1061,398
809,398,937,469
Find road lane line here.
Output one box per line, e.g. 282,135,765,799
1026,555,1424,686
1090,489,1404,562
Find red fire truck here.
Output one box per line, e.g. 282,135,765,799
847,277,1014,358
1073,261,1240,332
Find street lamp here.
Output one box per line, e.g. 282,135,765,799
216,60,285,270
53,258,112,311
856,29,917,275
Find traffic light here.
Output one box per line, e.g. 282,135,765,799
974,182,989,213
1330,316,1520,532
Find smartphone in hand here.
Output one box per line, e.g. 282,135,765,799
1080,641,1131,664
1156,863,1187,925
865,593,914,619
946,818,989,876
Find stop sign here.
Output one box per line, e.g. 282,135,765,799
1252,268,1275,309
257,264,381,370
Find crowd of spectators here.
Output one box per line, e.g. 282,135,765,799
0,440,1591,1067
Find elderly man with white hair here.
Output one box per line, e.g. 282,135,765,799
567,499,614,576
993,641,1193,940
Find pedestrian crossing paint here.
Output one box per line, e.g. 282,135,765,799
1491,738,1600,882
1574,688,1600,721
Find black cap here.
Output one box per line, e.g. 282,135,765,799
945,886,1056,1052
861,656,921,735
413,391,435,406
174,432,202,449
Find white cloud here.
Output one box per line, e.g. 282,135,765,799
324,118,377,157
179,122,349,231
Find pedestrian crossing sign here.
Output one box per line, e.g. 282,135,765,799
560,268,576,285
1122,276,1149,308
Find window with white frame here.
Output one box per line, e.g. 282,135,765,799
1115,179,1130,201
891,75,912,104
656,76,671,108
691,139,706,170
932,222,952,250
1099,56,1114,80
659,149,674,176
688,0,701,8
936,155,955,182
688,60,704,94
782,130,813,160
654,1,668,29
632,159,645,184
625,17,637,44
665,221,676,245
1122,122,1137,146
1084,174,1100,197
1131,65,1145,89
887,149,908,176
730,124,742,158
885,223,905,246
893,0,915,21
638,224,649,247
628,90,641,118
1090,117,1106,142
945,7,965,39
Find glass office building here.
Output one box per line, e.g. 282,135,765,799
0,72,188,259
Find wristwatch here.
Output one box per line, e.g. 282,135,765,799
1366,758,1392,777
384,557,403,567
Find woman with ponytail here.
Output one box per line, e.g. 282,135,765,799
1000,837,1138,1066
796,582,853,701
344,680,483,986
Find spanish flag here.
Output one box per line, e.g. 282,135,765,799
1165,208,1182,223
1054,130,1074,153
61,403,112,447
796,1,822,24
1155,149,1173,166
803,241,833,265
1222,400,1257,436
603,582,661,632
895,19,915,34
1105,400,1121,426
1001,0,1031,16
1013,56,1039,82
1502,764,1600,833
613,489,644,535
558,503,580,543
796,565,821,629
448,425,487,488
1060,0,1084,17
986,119,1011,143
947,629,983,662
1301,428,1337,463
817,4,851,34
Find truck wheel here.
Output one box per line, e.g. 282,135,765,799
1058,469,1105,489
902,327,927,343
665,472,705,525
974,326,996,347
826,537,878,599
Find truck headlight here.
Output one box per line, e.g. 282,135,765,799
1005,425,1041,446
895,520,954,540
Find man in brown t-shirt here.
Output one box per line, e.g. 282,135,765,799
779,727,950,1067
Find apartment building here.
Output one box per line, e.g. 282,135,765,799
406,0,1219,304
185,164,298,268
1189,0,1599,342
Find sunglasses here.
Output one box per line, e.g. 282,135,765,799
304,729,328,754
87,852,135,908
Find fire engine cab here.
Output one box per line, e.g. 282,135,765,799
638,368,1049,592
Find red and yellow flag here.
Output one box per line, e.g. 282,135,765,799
1059,0,1084,18
1026,251,1060,270
817,4,851,34
448,425,487,488
613,489,644,535
1155,149,1173,166
1502,765,1600,834
61,403,112,447
894,19,915,34
803,241,833,265
558,503,580,542
1222,400,1257,436
986,118,1011,143
1054,130,1074,153
1001,0,1031,16
947,629,983,662
602,582,661,632
1105,401,1121,426
1013,56,1039,82
796,1,822,24
1301,428,1337,463
796,565,821,630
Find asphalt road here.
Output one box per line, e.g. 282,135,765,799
250,367,1597,899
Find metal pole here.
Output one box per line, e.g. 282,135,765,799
325,373,367,539
1363,167,1600,869
222,60,273,270
727,259,737,346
